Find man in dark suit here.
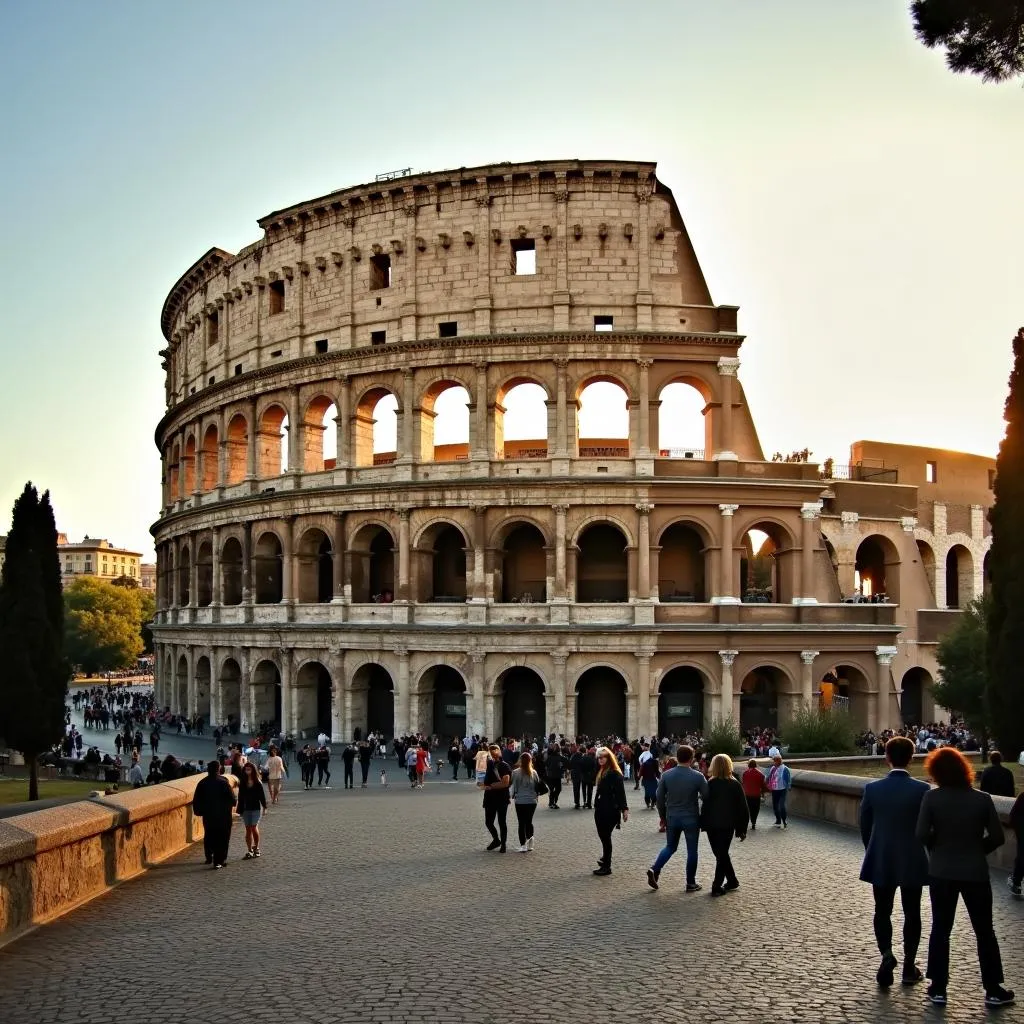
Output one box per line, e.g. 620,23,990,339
979,750,1016,798
859,735,930,987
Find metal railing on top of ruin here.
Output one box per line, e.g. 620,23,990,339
375,167,413,182
821,463,899,483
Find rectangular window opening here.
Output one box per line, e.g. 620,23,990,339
271,350,283,359
208,375,215,386
438,321,458,338
208,313,219,346
988,468,996,490
925,460,937,484
370,253,392,290
315,338,328,354
234,363,243,376
594,315,614,332
268,279,285,315
371,330,387,346
510,238,536,275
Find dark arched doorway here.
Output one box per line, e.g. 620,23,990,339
575,667,627,740
576,524,628,602
425,666,467,738
251,660,282,731
500,668,546,740
901,667,930,726
500,524,547,603
738,667,781,732
658,667,705,736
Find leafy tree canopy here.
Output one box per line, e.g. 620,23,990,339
912,0,1024,83
63,577,148,673
934,595,990,733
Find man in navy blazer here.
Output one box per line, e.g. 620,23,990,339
859,735,930,988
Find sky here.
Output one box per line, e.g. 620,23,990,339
1,0,1021,561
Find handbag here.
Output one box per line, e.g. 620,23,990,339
534,774,549,796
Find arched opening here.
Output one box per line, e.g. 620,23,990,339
983,550,992,595
178,546,191,606
175,655,188,715
350,524,395,603
422,666,467,738
183,435,196,495
499,523,547,603
302,396,338,474
422,381,470,462
945,544,973,609
201,425,219,491
658,522,707,602
739,666,782,732
219,658,241,730
497,380,548,460
196,541,213,607
352,663,395,739
854,535,900,603
900,667,931,726
916,539,936,604
499,667,546,740
576,523,628,602
194,657,211,719
833,663,872,729
577,379,630,458
295,662,333,739
221,537,243,606
251,660,282,732
576,667,627,740
296,528,333,604
741,523,793,604
253,532,283,604
168,443,180,500
226,413,248,485
418,523,467,602
657,380,711,458
353,388,398,467
257,404,288,477
658,667,705,735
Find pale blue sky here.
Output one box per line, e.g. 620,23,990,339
1,0,1021,559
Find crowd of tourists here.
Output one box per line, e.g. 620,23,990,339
858,722,985,756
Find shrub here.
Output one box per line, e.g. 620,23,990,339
782,703,857,754
703,716,743,757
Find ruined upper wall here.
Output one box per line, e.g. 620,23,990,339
160,160,737,405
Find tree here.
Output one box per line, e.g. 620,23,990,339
934,595,991,736
986,326,1024,759
63,577,145,673
0,484,69,801
911,1,1024,84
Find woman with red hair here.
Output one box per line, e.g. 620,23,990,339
915,746,1014,1008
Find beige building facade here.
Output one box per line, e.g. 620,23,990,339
58,535,143,586
150,159,989,742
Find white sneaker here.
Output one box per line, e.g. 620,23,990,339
518,844,528,853
526,837,534,851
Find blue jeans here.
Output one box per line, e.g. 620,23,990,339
771,789,788,823
652,819,700,884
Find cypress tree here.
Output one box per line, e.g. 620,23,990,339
987,327,1024,761
0,484,68,800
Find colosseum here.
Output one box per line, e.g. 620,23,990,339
151,158,993,743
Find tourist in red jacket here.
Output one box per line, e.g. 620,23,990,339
741,759,768,830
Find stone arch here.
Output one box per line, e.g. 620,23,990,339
253,530,283,604
658,666,708,735
257,403,288,477
900,666,931,726
178,543,192,606
351,662,395,740
250,658,282,732
349,522,395,602
944,543,973,609
737,664,788,732
200,424,219,491
916,539,936,603
577,376,631,458
575,665,628,740
497,521,548,603
183,434,197,495
294,660,333,738
740,519,798,604
175,654,188,715
658,519,711,603
194,656,211,719
221,535,243,605
225,412,248,485
168,441,181,500
218,657,242,731
419,378,471,462
495,376,549,459
657,376,712,456
418,664,468,738
302,394,338,474
983,549,992,594
414,520,468,602
855,534,901,603
498,667,547,740
576,521,629,602
296,526,333,604
196,539,213,607
831,661,873,728
353,385,399,467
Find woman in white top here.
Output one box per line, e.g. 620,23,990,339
510,752,544,852
265,744,287,804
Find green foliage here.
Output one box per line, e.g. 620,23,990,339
63,577,147,673
987,326,1024,760
781,703,857,754
911,0,1024,83
934,595,991,735
703,716,743,757
0,484,70,800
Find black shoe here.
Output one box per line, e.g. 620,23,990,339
499,844,506,853
574,804,580,809
685,882,702,892
486,839,501,851
710,888,725,897
722,880,740,893
901,966,923,986
593,866,612,876
647,868,659,890
876,953,898,988
926,985,947,1005
985,988,1015,1007
204,857,213,865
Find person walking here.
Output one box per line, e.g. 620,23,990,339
639,748,661,809
979,751,1016,798
580,746,598,809
766,754,792,828
858,736,929,987
647,744,707,892
480,743,512,852
915,746,1014,1007
298,744,315,790
1008,791,1024,899
342,744,356,789
700,754,748,896
511,751,544,852
568,744,584,809
192,760,236,868
415,742,430,788
448,739,462,781
265,744,287,805
358,740,373,787
544,742,564,809
236,762,267,860
741,759,768,829
592,746,629,875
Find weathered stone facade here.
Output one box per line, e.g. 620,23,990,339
151,159,984,742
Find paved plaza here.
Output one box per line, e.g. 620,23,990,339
0,776,1021,1024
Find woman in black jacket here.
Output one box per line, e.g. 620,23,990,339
592,747,629,875
237,761,268,860
700,754,748,896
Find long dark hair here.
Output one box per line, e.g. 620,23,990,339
242,762,260,786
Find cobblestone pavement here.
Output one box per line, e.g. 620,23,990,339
1,778,1021,1024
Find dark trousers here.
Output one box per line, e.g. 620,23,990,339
547,777,562,807
571,775,582,807
464,759,474,780
582,781,594,808
452,761,460,780
343,764,354,788
595,814,617,868
202,817,231,866
746,795,761,827
771,789,788,823
515,803,537,845
707,828,737,890
360,760,370,784
1013,830,1024,886
317,764,330,785
484,801,508,846
872,884,922,961
926,878,1004,990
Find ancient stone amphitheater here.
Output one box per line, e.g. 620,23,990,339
152,158,974,743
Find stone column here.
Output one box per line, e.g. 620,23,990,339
636,359,652,456
553,357,569,458
467,651,486,737
241,522,253,609
211,527,222,606
552,652,571,737
719,650,738,724
553,183,570,330
398,370,415,465
335,376,351,474
245,399,258,481
714,357,740,461
636,503,653,600
800,650,819,709
282,516,295,604
874,645,898,733
216,410,227,492
798,502,823,604
332,512,346,602
715,505,739,604
280,649,294,736
342,681,352,745
552,504,569,601
634,186,653,329
186,650,196,716
636,650,654,738
170,541,180,608
471,505,487,601
396,508,411,602
188,534,199,610
287,384,302,477
470,361,489,463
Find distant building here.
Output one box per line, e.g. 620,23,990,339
58,535,143,586
140,562,157,591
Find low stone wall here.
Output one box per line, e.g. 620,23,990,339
0,776,213,945
788,769,1019,873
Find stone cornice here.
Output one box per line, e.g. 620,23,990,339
160,247,235,343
